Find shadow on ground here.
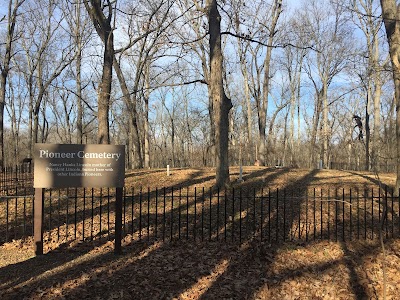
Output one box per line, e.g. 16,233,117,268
1,167,399,299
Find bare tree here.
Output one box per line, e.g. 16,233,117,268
351,0,386,171
174,0,215,166
4,70,28,164
301,0,353,168
19,0,75,156
84,0,115,144
0,0,25,168
162,89,177,166
69,0,89,144
276,14,307,167
257,0,282,166
50,88,75,143
226,0,283,167
231,0,257,164
111,0,177,169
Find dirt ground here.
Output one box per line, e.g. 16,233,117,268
1,167,400,299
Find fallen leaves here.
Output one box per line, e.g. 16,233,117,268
1,168,400,299
1,235,400,299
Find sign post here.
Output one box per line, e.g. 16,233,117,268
34,143,125,255
34,188,44,255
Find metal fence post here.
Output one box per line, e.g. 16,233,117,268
114,187,123,254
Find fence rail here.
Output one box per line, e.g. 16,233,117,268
1,186,399,246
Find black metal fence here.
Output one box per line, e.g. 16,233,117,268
1,185,399,246
0,164,33,196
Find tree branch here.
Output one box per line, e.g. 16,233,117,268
221,31,319,52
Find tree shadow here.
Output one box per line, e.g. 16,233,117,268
0,237,148,296
1,167,396,299
345,171,389,189
194,169,377,299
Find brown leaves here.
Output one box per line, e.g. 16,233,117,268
1,168,400,299
1,237,400,299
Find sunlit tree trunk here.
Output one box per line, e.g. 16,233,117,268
144,63,151,169
372,35,382,169
236,28,253,163
206,0,232,187
113,57,142,168
84,0,115,145
75,0,83,144
380,0,400,192
322,79,329,168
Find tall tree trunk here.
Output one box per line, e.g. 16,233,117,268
372,36,382,170
144,63,150,169
75,0,83,144
289,92,296,165
9,89,19,164
207,0,232,188
365,81,371,171
171,115,175,167
28,88,33,157
380,0,400,192
97,31,113,144
0,75,5,168
113,58,142,168
208,98,216,166
322,79,329,168
84,0,115,145
289,53,304,167
244,75,253,163
239,51,253,164
33,88,46,145
259,46,272,166
311,90,323,168
76,49,83,144
235,16,253,164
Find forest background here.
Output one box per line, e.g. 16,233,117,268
0,0,398,187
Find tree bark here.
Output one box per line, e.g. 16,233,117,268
144,63,151,169
113,57,142,168
97,26,113,145
0,74,5,168
75,0,83,144
322,79,329,168
380,0,400,192
365,85,371,171
310,88,323,168
84,0,114,145
372,38,382,170
207,0,232,188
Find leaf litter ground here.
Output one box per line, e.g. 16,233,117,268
1,167,400,299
